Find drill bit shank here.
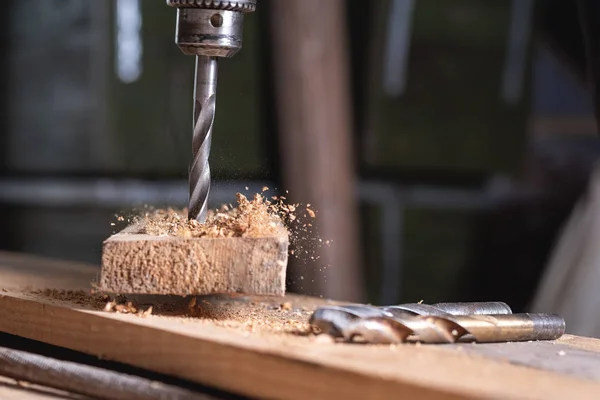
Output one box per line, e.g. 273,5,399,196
383,301,512,317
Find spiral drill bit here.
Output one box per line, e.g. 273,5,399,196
167,0,257,222
309,302,513,337
339,313,565,345
309,301,565,344
191,56,217,221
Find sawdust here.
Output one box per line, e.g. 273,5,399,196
107,301,152,317
263,191,329,267
135,193,286,239
112,189,330,265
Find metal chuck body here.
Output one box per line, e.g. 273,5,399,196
167,0,257,222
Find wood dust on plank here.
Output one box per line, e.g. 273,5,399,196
30,289,154,318
28,289,324,337
184,296,313,335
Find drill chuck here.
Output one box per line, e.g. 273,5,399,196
167,0,257,57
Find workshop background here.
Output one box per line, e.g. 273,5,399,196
1,0,598,314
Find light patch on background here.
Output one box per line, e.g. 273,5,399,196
115,0,142,83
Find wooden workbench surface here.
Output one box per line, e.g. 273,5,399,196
1,251,600,400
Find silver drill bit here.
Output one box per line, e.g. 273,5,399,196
339,313,566,345
190,56,217,221
309,301,565,345
309,302,512,337
383,301,513,317
167,0,257,222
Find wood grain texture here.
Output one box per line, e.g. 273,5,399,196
99,222,288,296
269,0,364,302
2,252,600,400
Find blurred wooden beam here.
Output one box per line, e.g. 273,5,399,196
269,0,364,302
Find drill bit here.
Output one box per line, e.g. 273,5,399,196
383,301,513,316
167,0,257,222
339,313,565,345
190,56,217,222
309,301,512,337
309,302,565,344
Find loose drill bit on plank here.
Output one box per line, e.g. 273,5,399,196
309,302,565,345
167,0,257,222
309,302,512,337
339,313,565,345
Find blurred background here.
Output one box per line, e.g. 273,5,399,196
1,0,599,322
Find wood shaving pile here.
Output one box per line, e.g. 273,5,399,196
113,188,328,264
136,192,287,239
104,299,153,317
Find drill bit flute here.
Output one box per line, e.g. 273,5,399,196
191,56,217,222
167,0,257,222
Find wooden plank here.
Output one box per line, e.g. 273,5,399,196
99,218,288,296
2,252,600,400
450,341,600,381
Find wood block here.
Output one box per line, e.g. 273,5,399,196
99,221,289,296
